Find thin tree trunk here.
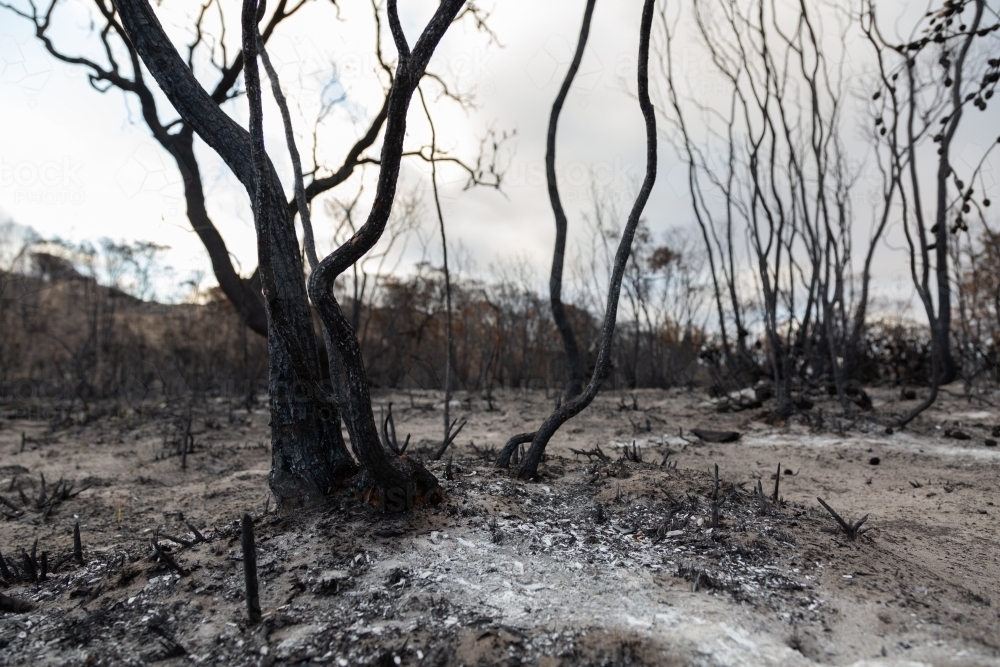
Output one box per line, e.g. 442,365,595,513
257,35,318,270
306,0,467,506
515,0,657,479
930,0,984,385
547,0,597,401
418,89,457,448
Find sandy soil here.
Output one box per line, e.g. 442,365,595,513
0,386,998,666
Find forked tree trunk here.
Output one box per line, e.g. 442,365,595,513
116,0,463,510
115,0,355,510
547,0,597,401
500,0,657,478
256,30,356,474
304,0,465,507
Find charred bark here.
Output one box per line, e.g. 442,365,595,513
307,0,467,506
547,0,597,401
115,0,355,509
516,0,657,479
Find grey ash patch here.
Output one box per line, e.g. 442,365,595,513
0,456,822,666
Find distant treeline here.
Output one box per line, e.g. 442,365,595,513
2,227,998,413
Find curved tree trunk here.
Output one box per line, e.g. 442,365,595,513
546,0,597,401
306,0,467,507
167,130,269,337
116,0,467,510
516,0,658,479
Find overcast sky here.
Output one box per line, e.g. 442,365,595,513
1,0,998,309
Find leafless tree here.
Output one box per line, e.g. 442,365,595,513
862,0,1000,426
109,0,474,509
497,0,658,478
547,0,597,401
655,0,892,417
0,0,492,344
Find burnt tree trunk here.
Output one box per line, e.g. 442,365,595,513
926,0,985,386
516,0,658,479
115,0,355,509
165,129,269,336
306,0,467,507
546,0,597,401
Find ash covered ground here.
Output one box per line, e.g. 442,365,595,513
1,387,998,666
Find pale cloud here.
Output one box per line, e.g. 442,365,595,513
0,0,997,306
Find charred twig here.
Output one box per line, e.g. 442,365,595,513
31,477,90,521
181,408,193,471
184,521,206,544
621,441,643,463
817,497,870,540
627,414,652,433
433,417,468,460
772,463,781,502
712,463,720,501
618,394,639,411
570,445,611,462
73,522,84,565
756,480,768,512
241,513,261,623
21,548,37,583
150,537,188,576
445,456,454,482
381,403,401,454
469,441,496,461
0,550,11,581
37,473,47,508
495,432,537,469
160,534,195,548
39,551,48,581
